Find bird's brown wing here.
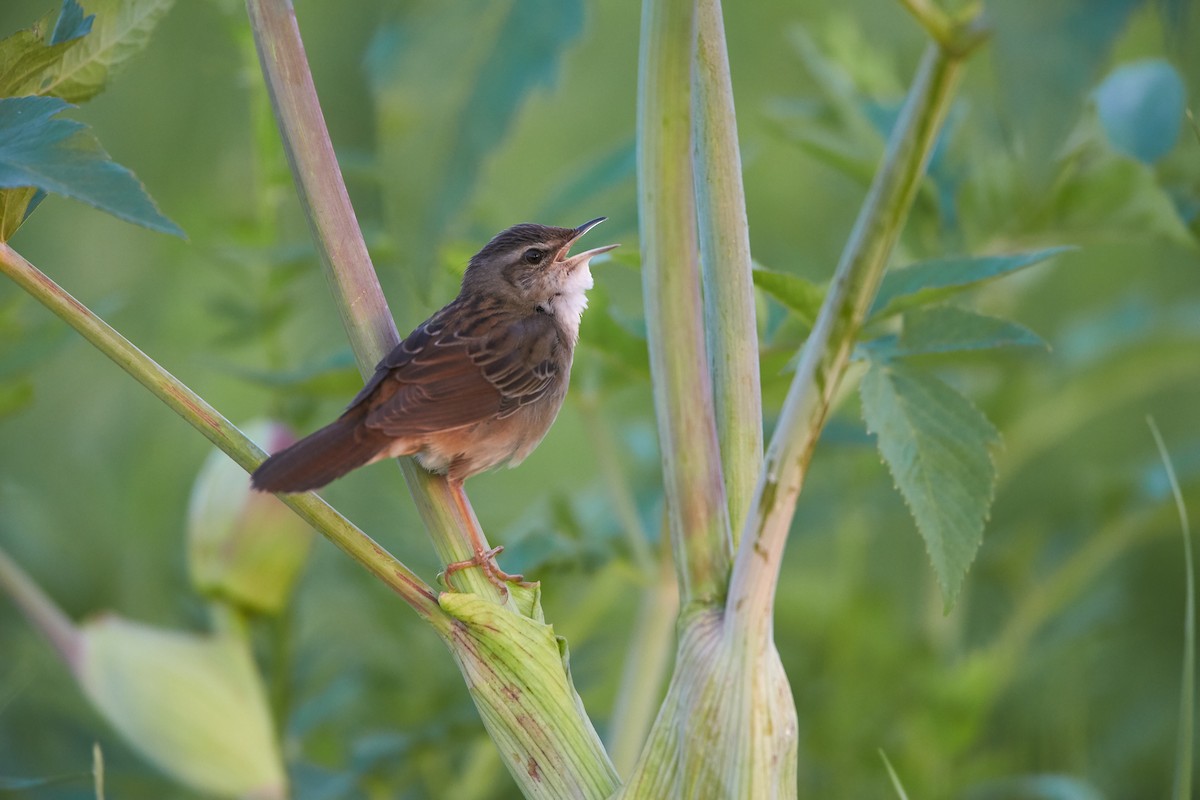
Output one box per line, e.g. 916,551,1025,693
354,303,565,437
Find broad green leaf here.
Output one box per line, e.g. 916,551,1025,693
0,96,183,238
870,248,1070,319
753,267,825,329
35,0,175,104
871,305,1047,358
1095,59,1185,164
860,360,999,607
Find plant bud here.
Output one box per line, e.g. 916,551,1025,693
187,420,313,614
75,614,285,799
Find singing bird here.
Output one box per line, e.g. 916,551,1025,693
251,218,617,585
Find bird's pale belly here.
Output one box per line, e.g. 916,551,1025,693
374,388,567,481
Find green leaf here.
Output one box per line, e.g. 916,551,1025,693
0,96,183,237
870,248,1071,319
50,0,96,45
1095,59,1185,164
35,0,175,104
869,305,1047,358
0,7,86,98
0,186,40,241
753,267,825,329
860,360,999,607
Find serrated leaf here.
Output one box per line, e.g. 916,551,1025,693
860,360,999,607
870,248,1070,319
0,186,39,241
752,268,825,329
36,0,174,104
0,96,183,238
1095,59,1184,164
51,0,96,45
0,27,81,99
871,305,1047,358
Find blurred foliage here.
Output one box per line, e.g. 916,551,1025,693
0,0,1197,798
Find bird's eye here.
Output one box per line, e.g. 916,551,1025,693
524,248,546,265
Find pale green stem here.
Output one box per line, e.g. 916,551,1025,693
0,243,446,629
637,0,733,609
0,545,80,666
726,36,977,642
244,0,504,601
694,0,762,543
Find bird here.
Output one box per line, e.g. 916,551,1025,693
250,217,617,588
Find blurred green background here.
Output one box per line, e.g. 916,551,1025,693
1,0,1199,797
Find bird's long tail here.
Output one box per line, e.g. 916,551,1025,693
250,409,390,493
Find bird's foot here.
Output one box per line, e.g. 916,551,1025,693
442,545,528,594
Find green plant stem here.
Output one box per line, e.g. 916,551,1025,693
244,0,504,602
693,0,762,542
0,242,447,629
637,0,732,610
0,545,80,666
726,37,976,642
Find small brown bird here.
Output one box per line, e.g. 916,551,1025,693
251,218,616,585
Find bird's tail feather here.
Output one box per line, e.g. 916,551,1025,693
251,411,389,493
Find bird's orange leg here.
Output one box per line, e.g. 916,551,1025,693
441,480,526,592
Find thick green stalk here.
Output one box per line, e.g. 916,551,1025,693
726,39,972,643
244,0,504,601
246,4,621,795
637,0,732,609
694,0,762,541
0,243,446,629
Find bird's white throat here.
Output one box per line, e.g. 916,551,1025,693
553,263,594,343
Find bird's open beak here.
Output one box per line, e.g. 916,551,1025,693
556,216,619,267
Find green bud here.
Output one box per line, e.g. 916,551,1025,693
187,419,313,614
76,614,285,799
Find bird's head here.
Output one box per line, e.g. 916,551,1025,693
461,218,618,315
